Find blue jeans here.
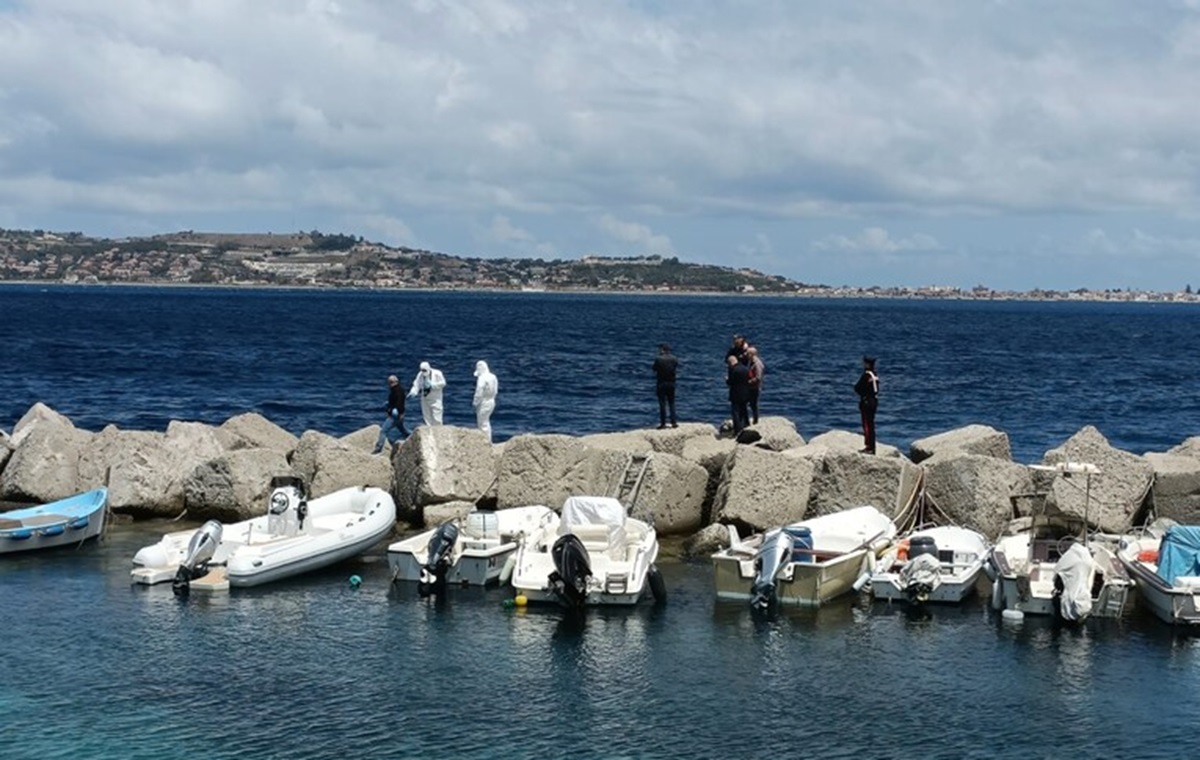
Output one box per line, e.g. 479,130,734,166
374,413,409,451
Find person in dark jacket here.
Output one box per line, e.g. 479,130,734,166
652,343,679,429
372,374,409,454
726,354,752,436
854,356,879,454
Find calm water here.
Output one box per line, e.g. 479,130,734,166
3,287,1200,759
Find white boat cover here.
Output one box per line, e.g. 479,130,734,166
899,552,942,591
1054,542,1095,621
561,496,626,529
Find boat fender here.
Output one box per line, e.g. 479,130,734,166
499,554,516,585
983,559,998,582
853,570,871,593
1001,608,1024,624
990,579,1003,611
648,564,667,605
349,575,362,589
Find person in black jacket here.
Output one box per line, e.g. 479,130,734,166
726,354,751,436
652,343,679,429
854,356,879,454
372,374,409,454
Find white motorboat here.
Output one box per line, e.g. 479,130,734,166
509,496,664,610
987,462,1131,622
712,505,897,610
131,476,395,592
387,505,559,596
870,525,990,604
1118,521,1200,627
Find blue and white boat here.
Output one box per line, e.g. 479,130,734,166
0,488,109,554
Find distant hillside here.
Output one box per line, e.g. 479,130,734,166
0,227,807,293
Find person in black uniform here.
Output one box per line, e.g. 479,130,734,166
372,374,409,454
726,354,751,436
854,356,879,454
652,343,679,429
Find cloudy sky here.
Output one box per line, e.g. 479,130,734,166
2,1,1199,290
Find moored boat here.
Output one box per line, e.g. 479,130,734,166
510,496,664,610
0,488,109,554
870,525,990,604
1118,522,1200,627
712,505,897,610
387,505,559,596
131,476,395,592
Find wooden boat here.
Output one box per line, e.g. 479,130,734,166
1118,522,1200,627
0,488,108,554
131,477,395,591
712,505,896,609
387,505,559,595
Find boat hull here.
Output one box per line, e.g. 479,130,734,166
870,565,983,604
713,549,870,608
0,489,108,555
1120,558,1200,626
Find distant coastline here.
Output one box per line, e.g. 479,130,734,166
2,228,1197,303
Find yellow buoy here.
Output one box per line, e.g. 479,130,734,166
514,594,528,607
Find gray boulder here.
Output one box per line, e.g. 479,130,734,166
495,434,628,511
682,522,730,558
736,416,805,451
0,422,94,502
10,402,76,447
1167,437,1200,460
714,446,815,531
393,425,497,520
1042,426,1154,532
794,429,903,459
921,452,1032,540
340,425,382,453
0,429,12,473
1144,452,1200,524
626,452,709,535
184,448,294,521
292,429,394,499
910,424,1012,464
795,448,922,519
220,412,299,452
422,500,476,528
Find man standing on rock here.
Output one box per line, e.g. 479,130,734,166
854,355,879,454
726,354,751,436
652,343,679,429
372,374,408,454
408,361,446,426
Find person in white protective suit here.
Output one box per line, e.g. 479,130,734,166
408,361,446,426
472,360,498,442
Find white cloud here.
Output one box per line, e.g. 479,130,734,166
812,227,941,255
488,214,533,243
594,213,674,257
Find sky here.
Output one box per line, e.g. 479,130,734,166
2,1,1200,291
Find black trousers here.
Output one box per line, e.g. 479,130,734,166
860,398,877,453
657,384,676,426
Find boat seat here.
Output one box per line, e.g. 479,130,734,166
568,523,627,559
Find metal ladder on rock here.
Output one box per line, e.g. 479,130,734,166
614,453,651,511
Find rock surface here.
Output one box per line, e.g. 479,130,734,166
910,424,1012,463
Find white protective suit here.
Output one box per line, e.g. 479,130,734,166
408,361,446,426
473,360,498,442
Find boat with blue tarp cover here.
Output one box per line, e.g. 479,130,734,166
1119,522,1200,626
0,488,109,554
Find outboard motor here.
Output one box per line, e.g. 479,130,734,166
900,534,942,603
549,534,592,611
418,521,460,598
267,475,308,537
172,520,223,595
750,529,795,611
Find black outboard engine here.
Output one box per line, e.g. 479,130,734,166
172,520,224,595
750,529,795,611
267,475,308,537
549,534,592,611
418,521,460,598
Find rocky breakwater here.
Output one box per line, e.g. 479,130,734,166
4,403,1200,554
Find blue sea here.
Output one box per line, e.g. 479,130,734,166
3,286,1200,759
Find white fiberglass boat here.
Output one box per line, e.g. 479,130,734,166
510,496,664,610
387,505,558,596
870,525,990,604
712,505,897,610
1118,522,1200,627
131,477,395,592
